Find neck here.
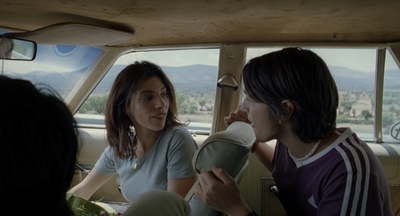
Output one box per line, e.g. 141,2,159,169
289,140,321,159
286,130,340,160
135,129,161,157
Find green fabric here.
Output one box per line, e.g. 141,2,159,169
66,193,115,216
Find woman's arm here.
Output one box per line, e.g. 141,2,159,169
67,169,113,200
167,176,196,197
165,126,198,197
253,141,275,172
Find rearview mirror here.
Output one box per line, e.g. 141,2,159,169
0,37,37,61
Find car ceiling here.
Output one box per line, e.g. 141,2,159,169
1,0,400,47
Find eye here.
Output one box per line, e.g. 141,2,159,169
161,92,168,98
141,95,153,101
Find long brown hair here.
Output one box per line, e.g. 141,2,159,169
104,61,185,160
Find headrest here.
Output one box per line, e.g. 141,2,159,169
192,121,256,178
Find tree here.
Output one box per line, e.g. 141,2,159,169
179,103,189,114
340,100,354,116
361,110,372,121
78,95,107,114
382,113,394,128
198,98,206,111
389,105,397,117
189,105,197,114
176,92,189,107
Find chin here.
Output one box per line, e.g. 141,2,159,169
154,123,166,131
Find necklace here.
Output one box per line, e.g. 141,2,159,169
288,140,321,162
131,130,165,170
133,157,138,169
132,145,138,169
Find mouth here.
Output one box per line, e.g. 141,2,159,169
152,112,166,119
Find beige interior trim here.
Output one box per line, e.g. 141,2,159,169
5,23,134,46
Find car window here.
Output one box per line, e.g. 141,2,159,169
246,47,400,143
76,48,219,133
383,49,400,142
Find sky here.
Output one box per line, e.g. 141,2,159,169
115,48,220,68
244,47,399,72
116,47,400,72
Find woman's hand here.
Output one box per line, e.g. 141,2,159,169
224,98,251,127
195,166,251,216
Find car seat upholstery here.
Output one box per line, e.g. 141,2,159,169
185,121,256,216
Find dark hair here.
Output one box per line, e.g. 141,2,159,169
0,75,78,216
104,61,184,160
242,47,338,143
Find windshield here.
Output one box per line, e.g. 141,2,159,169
1,43,103,98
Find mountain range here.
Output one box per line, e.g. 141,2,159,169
93,64,399,94
22,64,400,96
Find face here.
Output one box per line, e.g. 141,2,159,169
128,76,169,132
242,96,280,142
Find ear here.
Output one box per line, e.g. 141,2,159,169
281,99,294,121
124,106,130,115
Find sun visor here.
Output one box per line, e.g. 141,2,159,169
5,23,134,46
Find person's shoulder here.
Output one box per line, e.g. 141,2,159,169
163,125,196,147
102,145,115,157
165,125,191,135
336,127,366,145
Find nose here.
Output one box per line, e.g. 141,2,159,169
155,94,167,108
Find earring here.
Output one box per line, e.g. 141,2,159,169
128,126,135,141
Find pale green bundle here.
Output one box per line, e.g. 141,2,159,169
66,193,118,216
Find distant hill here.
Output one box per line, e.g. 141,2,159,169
24,64,400,96
329,66,399,91
92,64,218,94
